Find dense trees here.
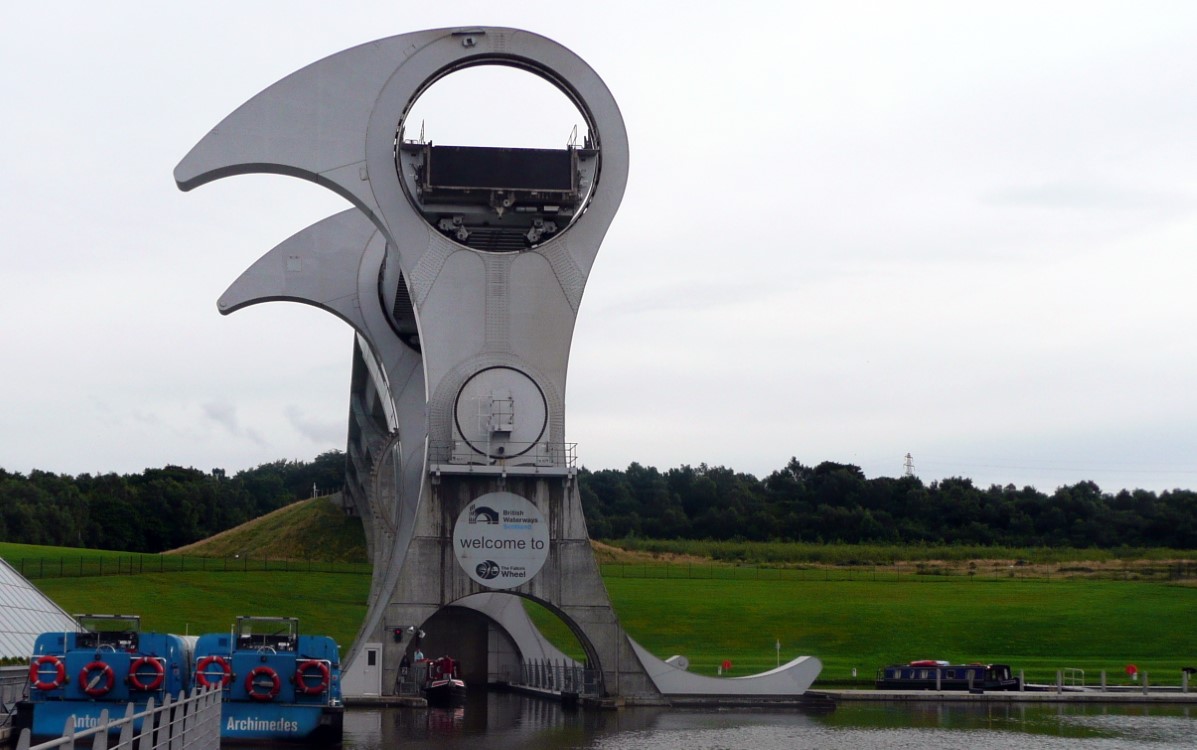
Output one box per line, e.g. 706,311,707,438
0,451,345,552
578,459,1197,549
2,452,1196,552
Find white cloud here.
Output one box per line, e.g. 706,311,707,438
2,1,1196,493
201,402,264,446
285,406,342,446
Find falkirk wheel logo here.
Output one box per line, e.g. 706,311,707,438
453,492,549,589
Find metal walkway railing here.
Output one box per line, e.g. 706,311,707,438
515,659,599,697
1,667,28,726
15,687,221,750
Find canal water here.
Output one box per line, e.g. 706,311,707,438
343,691,1197,749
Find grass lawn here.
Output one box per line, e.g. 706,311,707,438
1,542,137,566
538,576,1197,686
34,572,369,651
19,539,1197,689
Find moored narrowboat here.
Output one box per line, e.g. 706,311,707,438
422,655,467,707
193,616,342,744
876,661,1021,691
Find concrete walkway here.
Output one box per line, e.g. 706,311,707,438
814,688,1197,704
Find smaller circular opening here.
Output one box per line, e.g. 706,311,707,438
452,366,548,459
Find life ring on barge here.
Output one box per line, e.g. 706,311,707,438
245,665,281,701
28,655,66,691
128,656,165,691
80,661,116,696
294,659,330,695
195,655,233,688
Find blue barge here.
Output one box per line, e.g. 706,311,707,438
193,616,343,744
17,614,194,741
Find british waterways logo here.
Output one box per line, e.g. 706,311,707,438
469,504,499,524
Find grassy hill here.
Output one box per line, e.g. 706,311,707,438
165,496,368,563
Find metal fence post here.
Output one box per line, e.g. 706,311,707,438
135,695,157,750
115,700,136,749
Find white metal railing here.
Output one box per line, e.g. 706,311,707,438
396,661,428,696
16,687,221,750
429,441,577,472
515,659,598,696
1,665,28,718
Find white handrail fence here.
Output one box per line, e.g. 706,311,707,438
517,659,598,696
16,687,221,750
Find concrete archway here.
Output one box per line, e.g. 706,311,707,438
409,592,603,691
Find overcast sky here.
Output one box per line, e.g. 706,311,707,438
3,1,1196,494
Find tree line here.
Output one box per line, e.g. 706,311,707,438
2,453,1195,552
579,459,1197,549
0,452,344,552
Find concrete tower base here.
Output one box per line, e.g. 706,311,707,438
376,473,661,702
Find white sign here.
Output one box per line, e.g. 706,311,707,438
452,492,549,589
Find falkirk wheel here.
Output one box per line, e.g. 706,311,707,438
176,27,820,704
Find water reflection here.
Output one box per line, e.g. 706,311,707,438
343,691,1197,750
346,689,692,749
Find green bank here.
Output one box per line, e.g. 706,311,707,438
26,562,1196,688
8,498,1196,688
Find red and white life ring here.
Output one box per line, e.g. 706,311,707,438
245,665,281,701
128,656,165,691
80,661,116,697
195,655,233,688
294,660,330,695
28,655,66,691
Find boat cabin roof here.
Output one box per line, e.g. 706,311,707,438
235,616,299,650
73,614,141,649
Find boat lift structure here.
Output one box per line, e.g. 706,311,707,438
175,26,821,706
